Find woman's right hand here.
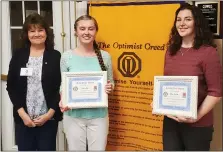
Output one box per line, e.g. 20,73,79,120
59,100,70,112
17,108,35,127
59,94,70,112
166,115,180,122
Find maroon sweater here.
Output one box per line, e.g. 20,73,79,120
164,46,222,127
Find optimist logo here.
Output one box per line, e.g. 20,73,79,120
118,52,141,77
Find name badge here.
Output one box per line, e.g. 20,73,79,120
20,68,33,76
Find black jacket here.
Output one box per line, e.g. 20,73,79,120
6,48,63,123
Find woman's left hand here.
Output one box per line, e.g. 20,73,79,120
105,80,113,94
33,113,51,126
176,116,198,123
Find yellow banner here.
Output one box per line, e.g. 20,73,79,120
89,2,180,150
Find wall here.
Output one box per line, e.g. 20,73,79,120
211,39,222,151
0,0,2,150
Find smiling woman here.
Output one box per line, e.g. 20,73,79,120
6,13,62,151
176,9,195,38
59,15,114,151
19,13,54,50
27,25,47,46
162,3,222,151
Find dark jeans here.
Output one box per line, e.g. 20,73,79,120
15,120,58,151
163,116,213,151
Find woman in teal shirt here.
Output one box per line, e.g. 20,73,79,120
59,15,114,151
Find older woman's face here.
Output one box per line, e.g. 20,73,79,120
176,9,195,38
28,25,47,46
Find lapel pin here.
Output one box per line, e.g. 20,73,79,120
45,62,47,64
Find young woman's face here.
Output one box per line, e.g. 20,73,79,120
75,19,97,44
28,25,47,46
176,9,195,38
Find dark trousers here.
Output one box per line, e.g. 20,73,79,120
163,116,213,151
15,120,58,151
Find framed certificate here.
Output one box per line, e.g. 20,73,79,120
62,71,108,109
194,1,222,38
152,76,198,119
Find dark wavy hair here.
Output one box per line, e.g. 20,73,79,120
19,13,54,50
74,15,107,71
167,3,216,55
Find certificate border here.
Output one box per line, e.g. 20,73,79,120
152,76,198,119
62,71,108,109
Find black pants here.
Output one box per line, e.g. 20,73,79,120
15,120,58,151
163,116,213,151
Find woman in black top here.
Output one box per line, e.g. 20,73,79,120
7,13,62,151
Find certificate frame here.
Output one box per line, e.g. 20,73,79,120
62,71,108,109
194,1,222,38
152,76,198,119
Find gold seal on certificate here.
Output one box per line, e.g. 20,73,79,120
62,71,108,109
152,76,198,119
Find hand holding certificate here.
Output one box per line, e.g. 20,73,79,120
61,71,108,109
152,76,198,119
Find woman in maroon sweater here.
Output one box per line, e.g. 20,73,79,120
163,3,222,151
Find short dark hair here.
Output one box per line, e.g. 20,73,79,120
167,3,216,55
19,13,54,50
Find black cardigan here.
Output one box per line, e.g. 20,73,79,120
6,48,63,123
